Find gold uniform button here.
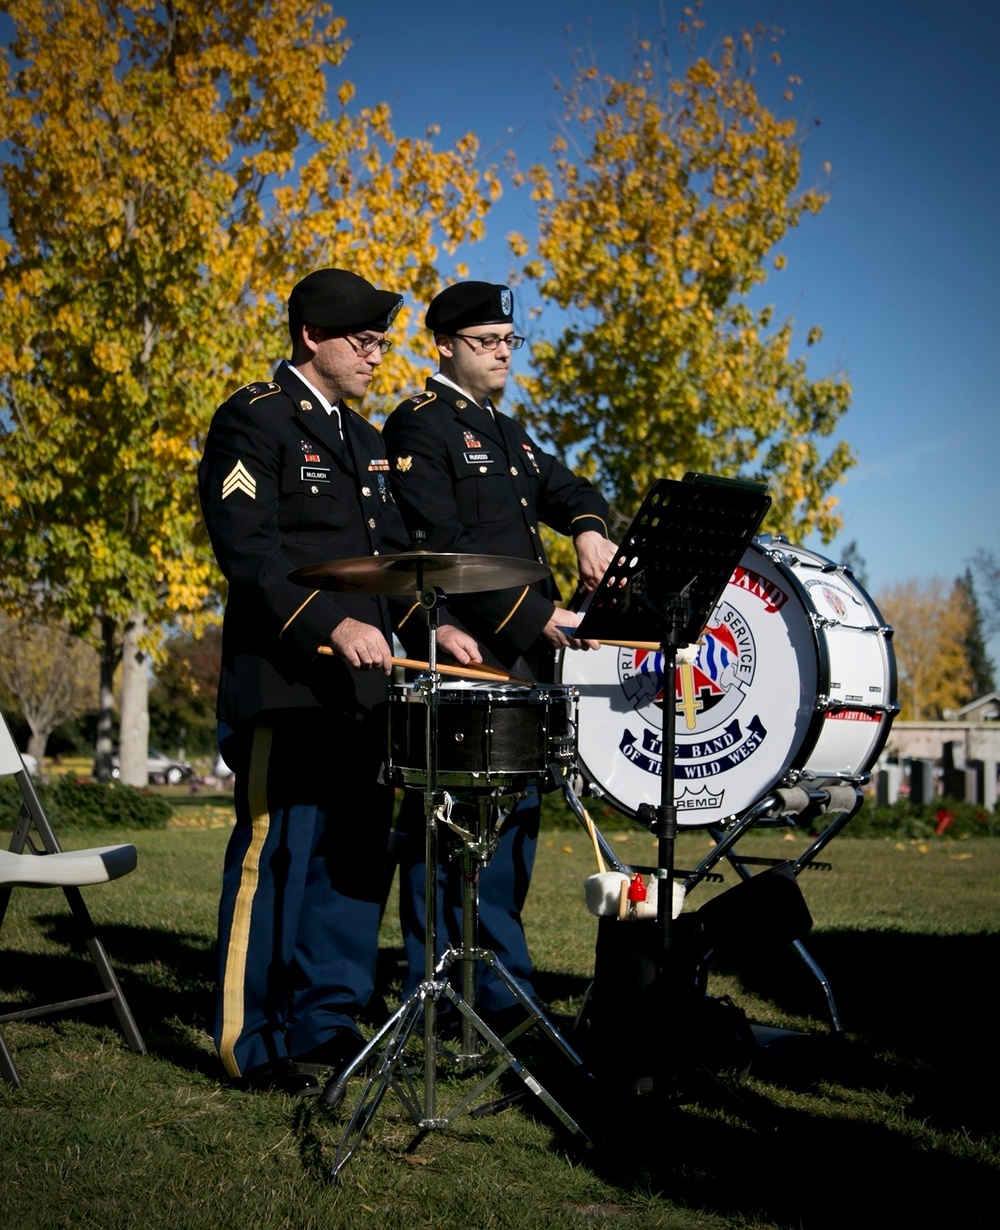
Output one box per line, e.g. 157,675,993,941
362,486,372,497
529,526,536,534
510,466,518,476
300,399,313,411
368,518,376,529
520,497,528,506
373,550,380,556
310,485,319,494
479,466,488,473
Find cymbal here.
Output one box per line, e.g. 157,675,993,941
290,550,551,594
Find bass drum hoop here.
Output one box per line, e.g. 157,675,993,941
774,542,897,785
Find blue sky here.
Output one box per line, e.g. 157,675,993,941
331,0,1000,664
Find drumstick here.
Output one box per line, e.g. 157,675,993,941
558,631,706,652
594,639,663,651
580,805,607,875
392,656,534,686
316,645,531,686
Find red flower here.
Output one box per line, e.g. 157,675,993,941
934,809,955,835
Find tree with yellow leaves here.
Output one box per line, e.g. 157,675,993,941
509,15,853,548
0,1,496,782
876,578,973,720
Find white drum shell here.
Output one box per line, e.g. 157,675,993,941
560,539,896,825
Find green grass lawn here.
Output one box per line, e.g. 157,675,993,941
2,806,998,1229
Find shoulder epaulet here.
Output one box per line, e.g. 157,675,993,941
233,380,281,405
406,391,437,411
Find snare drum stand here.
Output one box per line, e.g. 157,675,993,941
324,584,591,1180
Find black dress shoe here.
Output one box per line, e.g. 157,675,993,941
242,1058,320,1097
292,1027,368,1075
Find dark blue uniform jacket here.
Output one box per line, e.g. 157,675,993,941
382,377,609,670
198,365,409,729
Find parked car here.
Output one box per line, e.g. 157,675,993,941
110,748,193,785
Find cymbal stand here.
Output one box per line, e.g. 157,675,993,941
324,585,591,1181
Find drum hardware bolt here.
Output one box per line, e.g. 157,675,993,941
867,624,894,637
454,733,464,742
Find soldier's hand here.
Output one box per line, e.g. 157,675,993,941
541,607,599,651
574,531,617,592
328,618,394,674
436,625,483,665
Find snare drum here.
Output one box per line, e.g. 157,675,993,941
560,538,897,825
387,681,578,792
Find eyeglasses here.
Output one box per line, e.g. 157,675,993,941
452,332,525,352
345,334,393,356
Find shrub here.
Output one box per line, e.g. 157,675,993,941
846,796,998,840
0,775,171,831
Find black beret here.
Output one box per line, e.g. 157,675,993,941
425,282,514,333
288,268,403,333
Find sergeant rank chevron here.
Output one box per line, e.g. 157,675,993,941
222,460,257,500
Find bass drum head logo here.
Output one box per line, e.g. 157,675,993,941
564,544,821,826
616,603,757,733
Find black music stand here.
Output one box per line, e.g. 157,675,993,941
577,473,770,1091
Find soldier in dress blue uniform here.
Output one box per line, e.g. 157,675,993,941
382,281,617,1028
198,269,475,1095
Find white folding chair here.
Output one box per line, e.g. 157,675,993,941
0,712,146,1086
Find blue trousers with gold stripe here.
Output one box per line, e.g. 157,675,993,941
215,709,393,1078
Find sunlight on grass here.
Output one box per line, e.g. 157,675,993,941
2,810,998,1229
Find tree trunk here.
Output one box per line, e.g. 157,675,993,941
93,615,119,780
26,727,50,762
119,608,150,787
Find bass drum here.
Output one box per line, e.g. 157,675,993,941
559,537,897,826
